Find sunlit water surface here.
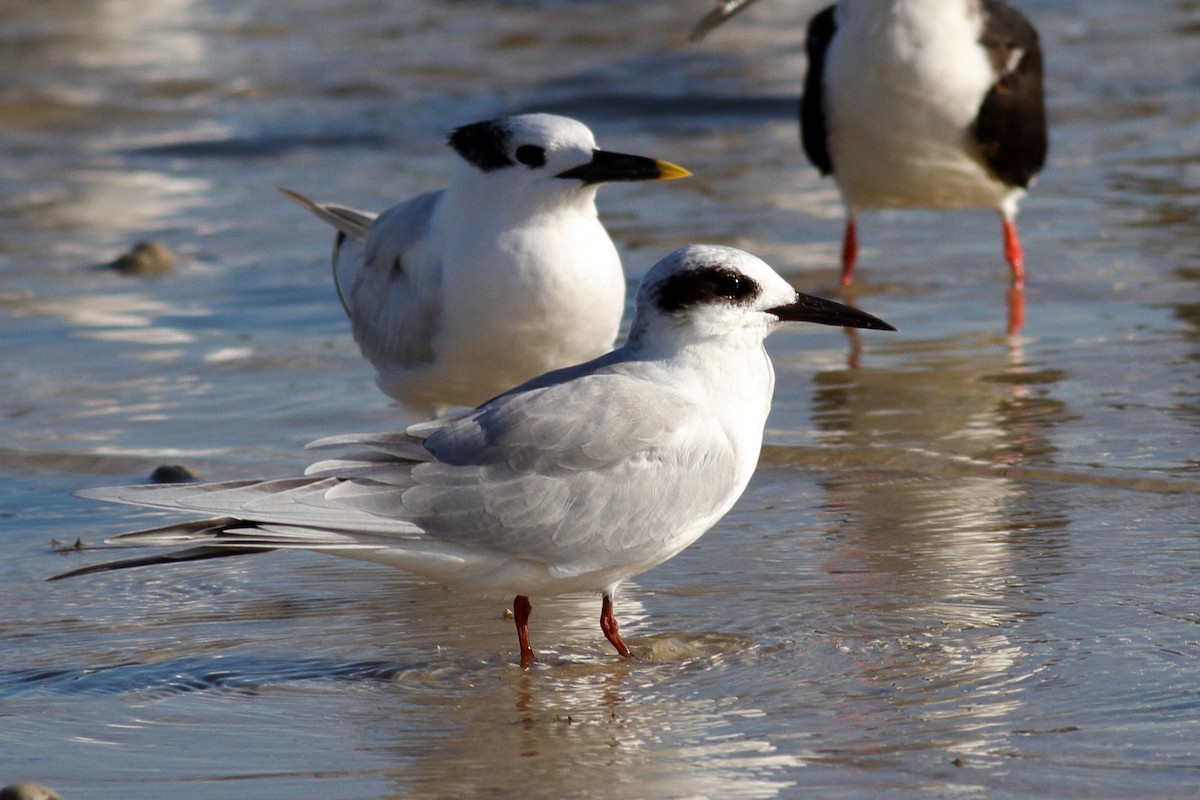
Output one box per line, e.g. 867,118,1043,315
2,1,1199,798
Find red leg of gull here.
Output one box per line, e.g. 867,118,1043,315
840,217,859,287
514,595,535,667
1002,217,1026,287
1002,216,1027,335
599,593,632,658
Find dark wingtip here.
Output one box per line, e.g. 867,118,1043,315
47,546,273,581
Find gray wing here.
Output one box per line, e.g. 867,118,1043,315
315,369,743,576
280,186,446,370
61,373,742,580
343,190,446,370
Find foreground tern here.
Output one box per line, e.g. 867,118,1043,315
281,113,691,417
54,245,895,665
693,0,1048,330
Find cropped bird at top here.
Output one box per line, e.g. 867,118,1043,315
54,245,895,666
693,0,1048,332
280,113,691,418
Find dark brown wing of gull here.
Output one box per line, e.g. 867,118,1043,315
799,4,837,177
972,0,1049,190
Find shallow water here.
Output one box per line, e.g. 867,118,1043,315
2,1,1199,798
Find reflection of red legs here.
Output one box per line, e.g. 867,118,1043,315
840,217,859,287
837,287,864,369
514,595,534,667
836,214,860,369
1002,216,1025,287
1007,281,1026,337
600,593,632,658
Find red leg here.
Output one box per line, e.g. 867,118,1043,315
1002,217,1025,287
514,595,534,667
840,217,858,287
599,593,632,658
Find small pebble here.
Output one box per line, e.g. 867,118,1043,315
0,783,63,800
107,240,175,276
150,464,199,483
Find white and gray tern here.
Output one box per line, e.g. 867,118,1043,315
54,245,894,665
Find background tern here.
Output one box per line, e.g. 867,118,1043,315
280,113,690,418
53,244,895,666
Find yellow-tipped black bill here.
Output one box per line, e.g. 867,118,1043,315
556,150,691,184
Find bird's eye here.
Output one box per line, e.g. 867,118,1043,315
515,145,547,168
712,273,753,300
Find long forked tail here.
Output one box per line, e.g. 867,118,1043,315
277,186,374,242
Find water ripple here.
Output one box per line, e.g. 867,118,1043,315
1,654,413,699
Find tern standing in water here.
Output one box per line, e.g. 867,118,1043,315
56,245,894,666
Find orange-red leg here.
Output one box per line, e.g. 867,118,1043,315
599,593,632,658
840,217,859,287
1002,217,1025,287
514,595,534,667
1002,216,1027,335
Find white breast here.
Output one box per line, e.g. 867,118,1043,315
824,0,1016,212
402,201,625,412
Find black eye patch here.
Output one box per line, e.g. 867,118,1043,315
655,266,761,313
515,145,547,168
447,119,515,172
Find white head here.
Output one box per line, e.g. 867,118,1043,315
627,244,895,350
445,113,689,204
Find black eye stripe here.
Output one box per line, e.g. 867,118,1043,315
515,145,547,168
655,266,761,313
447,118,514,172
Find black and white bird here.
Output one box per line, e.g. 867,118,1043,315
693,0,1048,299
53,245,895,666
281,113,691,417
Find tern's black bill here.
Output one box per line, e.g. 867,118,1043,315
767,293,897,331
556,150,691,184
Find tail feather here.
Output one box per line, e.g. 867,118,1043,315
74,476,416,535
54,430,454,582
278,186,374,316
49,513,408,581
48,545,273,581
277,186,375,241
